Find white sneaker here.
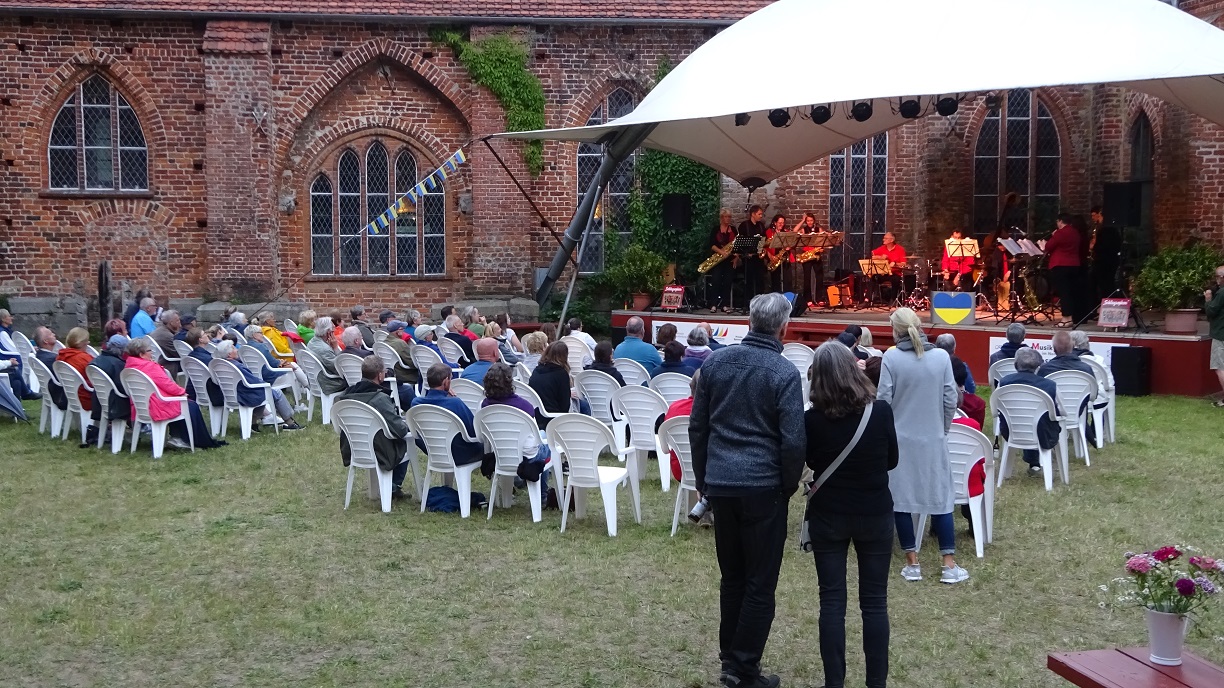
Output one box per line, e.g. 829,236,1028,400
941,565,970,584
900,564,923,581
166,437,190,450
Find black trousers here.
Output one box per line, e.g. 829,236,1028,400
745,260,767,300
808,510,893,688
805,260,825,304
708,490,789,681
711,262,734,309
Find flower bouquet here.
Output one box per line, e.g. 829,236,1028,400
1106,546,1223,666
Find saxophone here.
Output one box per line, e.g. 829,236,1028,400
757,235,784,271
697,244,733,274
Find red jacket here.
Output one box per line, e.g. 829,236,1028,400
1045,225,1082,268
665,397,694,482
56,347,94,410
125,355,188,421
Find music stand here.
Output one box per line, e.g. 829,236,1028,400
858,257,892,309
765,232,800,293
730,235,761,312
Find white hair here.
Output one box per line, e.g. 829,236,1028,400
1015,347,1043,373
244,324,262,338
1069,330,1090,349
229,312,247,326
214,339,236,359
341,326,363,347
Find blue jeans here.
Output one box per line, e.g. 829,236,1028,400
894,511,955,556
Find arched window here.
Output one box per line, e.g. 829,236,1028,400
49,74,149,192
972,88,1061,235
1130,113,1154,182
576,87,639,273
828,133,888,265
308,138,446,277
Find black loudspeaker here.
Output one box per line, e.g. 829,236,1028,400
1103,182,1142,228
1111,346,1151,397
661,194,692,231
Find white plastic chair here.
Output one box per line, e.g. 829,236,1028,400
12,332,38,393
475,404,562,523
915,424,996,558
181,356,225,436
52,361,93,444
144,336,170,367
296,348,341,424
240,344,299,405
331,398,419,513
120,367,194,459
561,335,594,371
86,365,129,454
449,378,486,417
990,385,1067,492
172,340,194,359
373,342,408,411
1081,356,1116,447
284,318,298,333
782,342,814,403
611,384,670,491
334,352,365,387
407,404,484,518
29,356,64,437
85,345,100,358
436,336,469,366
657,415,699,536
1046,369,1099,467
208,358,276,440
612,358,650,387
547,413,640,536
988,357,1019,388
649,372,692,405
573,369,621,427
514,379,562,425
373,329,390,344
232,330,248,346
514,361,533,382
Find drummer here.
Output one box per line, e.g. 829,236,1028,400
871,231,906,298
941,228,976,291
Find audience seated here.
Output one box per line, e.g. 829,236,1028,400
463,306,486,338
841,325,870,361
338,356,413,500
529,341,590,425
654,323,678,350
856,326,884,358
296,310,317,343
214,340,303,431
340,326,374,358
122,289,151,333
225,311,249,340
614,316,661,374
123,337,225,449
88,334,132,441
381,321,419,404
989,323,1027,367
663,369,699,483
438,305,455,333
149,310,182,377
0,307,38,400
485,322,520,364
653,341,698,378
566,317,598,351
410,362,485,467
481,362,550,491
185,327,225,406
130,297,158,339
1070,329,1113,398
862,356,882,386
176,316,196,340
460,338,500,385
584,341,626,386
329,311,347,349
520,331,547,372
307,317,349,396
493,313,523,353
539,322,558,343
682,328,713,368
400,310,423,341
256,312,294,362
350,305,375,348
1039,330,1095,441
56,327,95,412
414,325,460,374
997,347,1062,477
934,333,975,393
697,322,725,351
951,357,985,427
443,315,476,364
34,326,68,411
244,325,309,400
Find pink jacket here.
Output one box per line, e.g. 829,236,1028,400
125,355,187,421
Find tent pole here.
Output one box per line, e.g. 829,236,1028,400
534,123,656,305
556,187,601,328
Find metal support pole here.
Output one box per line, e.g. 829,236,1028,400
556,185,601,329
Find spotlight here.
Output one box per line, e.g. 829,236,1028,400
936,96,959,117
734,113,751,127
899,98,921,119
984,94,1001,112
768,109,790,128
851,101,873,123
810,104,832,125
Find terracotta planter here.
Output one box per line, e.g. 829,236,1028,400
1145,608,1190,666
630,292,653,311
1162,309,1199,334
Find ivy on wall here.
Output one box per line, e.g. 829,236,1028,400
431,28,546,176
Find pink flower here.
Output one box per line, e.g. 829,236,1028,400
1153,546,1182,562
1126,555,1153,574
1175,578,1197,597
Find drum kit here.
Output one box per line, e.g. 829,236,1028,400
883,251,1058,323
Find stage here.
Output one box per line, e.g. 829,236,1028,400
610,307,1216,398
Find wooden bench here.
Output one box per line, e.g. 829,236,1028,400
1049,648,1224,687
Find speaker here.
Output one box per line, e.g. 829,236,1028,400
611,326,628,347
1111,346,1151,397
1103,182,1142,228
661,194,692,231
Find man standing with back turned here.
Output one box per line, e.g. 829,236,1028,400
1205,264,1224,405
690,292,807,688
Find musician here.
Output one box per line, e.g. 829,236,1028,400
984,226,1013,311
871,232,906,299
940,229,976,291
737,205,767,299
796,214,827,305
1045,213,1084,325
708,209,738,312
1089,206,1121,300
763,214,787,293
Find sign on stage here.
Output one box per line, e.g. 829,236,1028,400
987,337,1120,369
652,319,749,346
1097,299,1132,329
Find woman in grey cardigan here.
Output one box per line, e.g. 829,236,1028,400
876,307,969,584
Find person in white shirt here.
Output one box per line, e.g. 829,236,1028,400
566,317,598,351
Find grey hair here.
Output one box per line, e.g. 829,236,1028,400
229,311,247,326
1069,330,1090,349
34,326,56,347
1005,322,1026,344
405,309,421,323
255,311,275,325
1014,346,1043,373
160,309,179,323
933,333,956,354
244,324,263,338
314,316,333,337
748,292,791,336
625,316,645,337
859,327,874,348
341,326,363,347
125,337,151,358
214,339,236,359
140,297,156,309
445,314,464,330
0,308,9,319
461,306,478,324
350,305,365,320
686,327,710,347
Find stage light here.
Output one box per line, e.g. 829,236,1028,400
984,94,1001,112
851,101,873,122
768,109,790,128
936,96,959,116
810,105,832,125
735,113,751,127
899,98,921,119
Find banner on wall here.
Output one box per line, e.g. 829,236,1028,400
652,320,749,346
987,337,1120,369
362,148,468,237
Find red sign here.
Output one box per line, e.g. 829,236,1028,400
1097,298,1131,328
661,285,684,311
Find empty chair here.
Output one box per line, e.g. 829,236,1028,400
649,372,692,405
172,340,194,359
561,335,593,371
52,361,93,444
475,404,562,523
547,413,640,536
1081,356,1116,447
449,378,486,417
987,357,1018,388
331,398,419,513
86,365,129,454
208,358,276,440
990,385,1067,492
514,361,532,382
611,384,669,491
782,342,814,403
334,352,365,387
657,415,699,536
120,367,194,459
181,356,224,436
436,336,468,366
1046,370,1098,466
28,356,64,437
407,404,484,519
612,358,650,387
296,347,341,424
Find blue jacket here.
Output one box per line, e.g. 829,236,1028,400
248,339,280,368
998,371,1062,450
188,347,224,406
613,336,661,374
460,360,493,385
410,388,483,463
989,341,1026,367
652,360,698,378
130,311,156,339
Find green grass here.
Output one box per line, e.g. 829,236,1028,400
1,394,1222,687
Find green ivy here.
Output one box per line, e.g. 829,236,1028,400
431,27,546,176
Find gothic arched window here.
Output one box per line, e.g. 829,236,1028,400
48,74,148,191
972,88,1061,235
576,87,639,273
829,134,889,263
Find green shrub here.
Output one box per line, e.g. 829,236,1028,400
1133,244,1224,311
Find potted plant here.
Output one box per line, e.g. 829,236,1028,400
596,243,669,311
1104,546,1223,666
1133,244,1224,333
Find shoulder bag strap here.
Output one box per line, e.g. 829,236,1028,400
810,402,874,494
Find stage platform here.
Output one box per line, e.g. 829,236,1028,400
610,307,1215,398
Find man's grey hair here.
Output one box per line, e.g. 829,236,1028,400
341,326,363,347
314,317,334,338
350,305,365,320
686,327,710,347
749,292,791,336
255,311,275,326
34,326,55,347
229,311,247,326
1051,330,1073,356
0,308,9,319
160,309,179,324
213,339,236,359
933,333,956,354
244,324,263,339
625,316,645,337
1005,322,1026,345
444,314,464,330
140,297,156,309
1069,330,1090,349
461,306,478,324
1014,346,1043,373
405,309,421,324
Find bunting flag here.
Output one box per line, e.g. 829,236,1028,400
361,148,468,237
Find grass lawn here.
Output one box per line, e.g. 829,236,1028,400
2,392,1222,687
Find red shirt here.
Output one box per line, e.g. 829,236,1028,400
960,392,986,427
664,397,694,482
952,416,986,498
872,243,906,275
1045,225,1082,268
941,245,975,275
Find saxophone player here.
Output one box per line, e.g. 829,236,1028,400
738,205,767,300
708,209,738,312
796,214,827,305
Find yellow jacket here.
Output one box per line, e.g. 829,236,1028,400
262,326,294,361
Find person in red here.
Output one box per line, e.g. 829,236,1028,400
950,357,987,537
764,214,787,293
662,370,711,525
1044,213,1083,324
871,232,906,301
940,229,976,291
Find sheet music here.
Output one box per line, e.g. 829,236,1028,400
999,238,1024,256
1018,239,1043,255
944,238,980,258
